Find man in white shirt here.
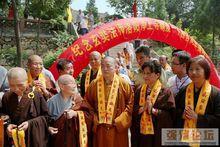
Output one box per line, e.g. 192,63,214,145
167,51,191,96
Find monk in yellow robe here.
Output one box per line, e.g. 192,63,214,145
27,55,57,99
85,56,134,147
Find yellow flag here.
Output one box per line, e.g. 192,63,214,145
67,6,73,23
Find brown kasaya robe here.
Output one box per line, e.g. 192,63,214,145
85,76,134,147
49,95,93,147
131,86,175,147
80,69,99,97
2,88,49,147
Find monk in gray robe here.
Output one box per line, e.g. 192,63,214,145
48,74,92,147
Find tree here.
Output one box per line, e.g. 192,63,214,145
191,0,220,64
28,0,70,20
142,0,168,20
165,0,194,26
12,0,22,66
107,0,135,16
107,0,168,19
154,0,167,20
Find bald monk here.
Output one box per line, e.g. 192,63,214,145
85,57,134,147
80,51,102,97
2,67,49,147
159,55,172,71
27,55,56,99
48,74,92,147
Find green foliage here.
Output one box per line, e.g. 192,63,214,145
165,0,194,25
154,0,167,20
0,47,28,67
107,0,134,16
108,0,168,20
192,0,220,34
43,31,77,68
43,48,64,69
28,0,70,20
51,31,76,48
0,0,24,18
154,46,173,58
49,15,67,31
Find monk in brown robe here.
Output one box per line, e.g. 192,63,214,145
80,51,102,97
48,74,92,147
2,67,49,147
27,55,57,99
85,57,134,147
131,61,175,147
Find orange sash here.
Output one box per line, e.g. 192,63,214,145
164,63,171,70
77,111,88,147
0,119,3,147
27,70,46,92
97,74,120,124
85,68,101,92
139,80,162,134
182,80,211,146
12,129,26,147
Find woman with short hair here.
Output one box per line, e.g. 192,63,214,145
131,60,175,147
175,55,220,145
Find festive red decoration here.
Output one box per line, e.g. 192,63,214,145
132,0,137,17
49,17,220,88
8,5,14,19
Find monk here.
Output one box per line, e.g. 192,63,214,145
2,67,49,147
27,55,56,99
80,51,102,97
48,74,92,147
159,55,172,71
85,56,134,147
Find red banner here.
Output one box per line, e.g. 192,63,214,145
49,17,220,88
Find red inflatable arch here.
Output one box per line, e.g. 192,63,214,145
49,17,220,88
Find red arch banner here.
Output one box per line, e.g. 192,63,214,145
49,17,220,88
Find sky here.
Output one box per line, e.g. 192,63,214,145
71,0,115,15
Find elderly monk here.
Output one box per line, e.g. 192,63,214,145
2,67,49,147
85,56,134,147
159,55,172,71
27,55,56,99
48,74,92,147
80,51,102,97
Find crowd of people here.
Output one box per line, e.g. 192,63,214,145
0,44,220,147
